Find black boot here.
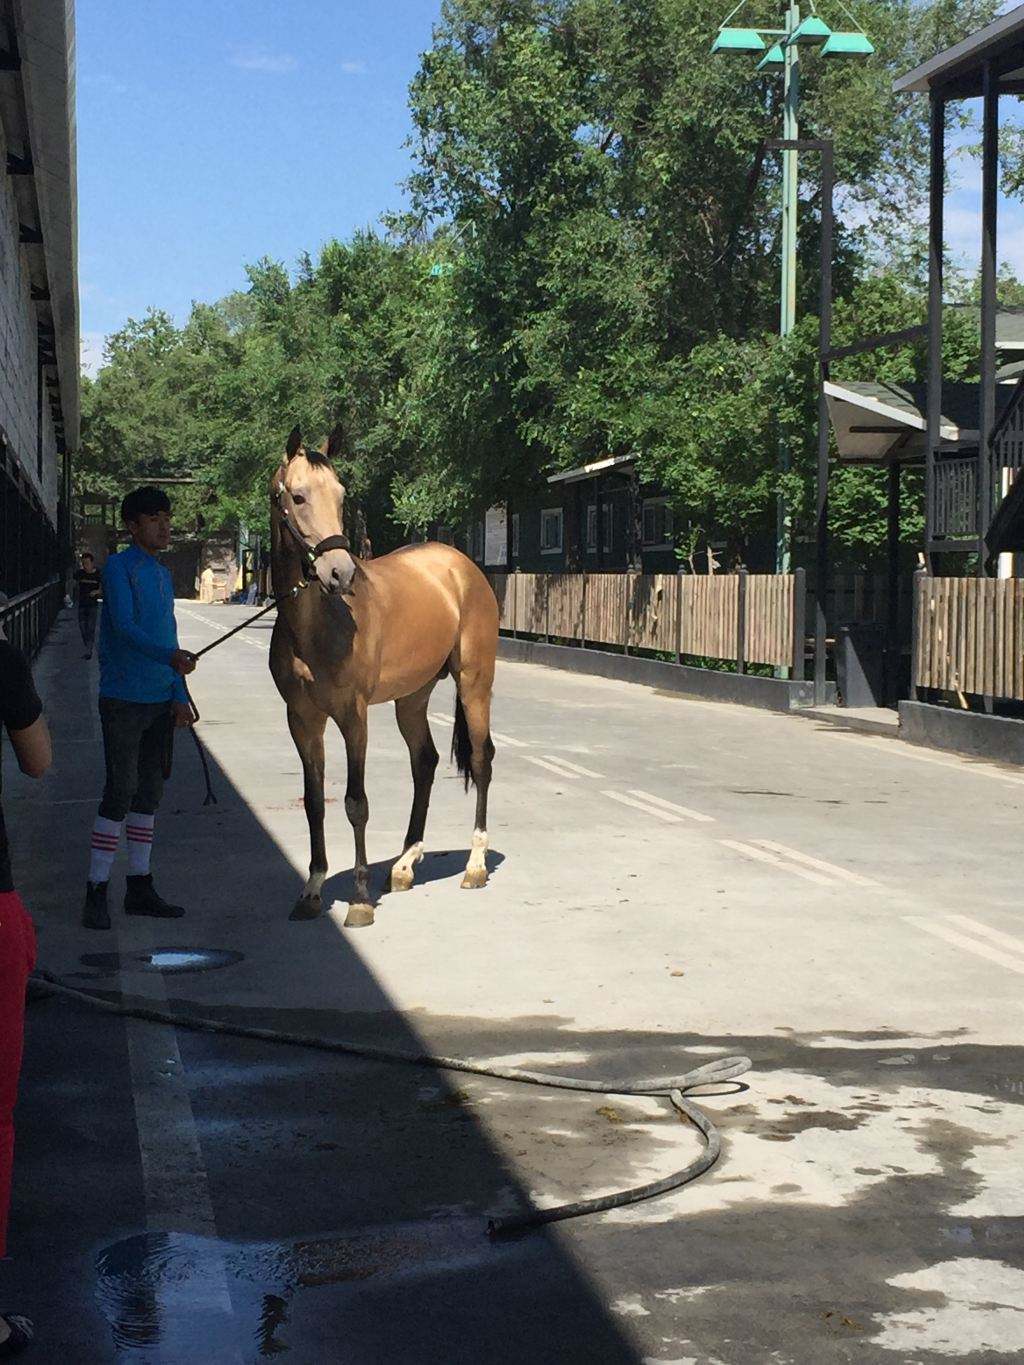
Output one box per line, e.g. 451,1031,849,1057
82,881,111,930
124,874,185,919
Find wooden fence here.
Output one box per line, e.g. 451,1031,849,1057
914,575,1024,702
490,570,804,673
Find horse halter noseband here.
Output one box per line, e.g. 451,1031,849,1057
272,480,350,581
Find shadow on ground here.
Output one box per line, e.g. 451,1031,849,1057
7,614,637,1364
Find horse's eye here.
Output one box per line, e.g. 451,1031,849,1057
292,493,306,506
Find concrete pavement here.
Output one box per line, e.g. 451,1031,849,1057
4,605,1024,1362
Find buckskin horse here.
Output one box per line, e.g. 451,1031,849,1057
268,427,498,927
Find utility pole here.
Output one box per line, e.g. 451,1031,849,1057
711,3,871,575
777,0,800,574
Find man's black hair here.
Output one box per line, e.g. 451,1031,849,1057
121,486,172,524
81,550,94,562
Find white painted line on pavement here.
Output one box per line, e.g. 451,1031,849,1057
178,607,269,651
178,608,220,630
602,790,683,824
824,732,1024,787
117,923,240,1353
626,789,714,823
945,914,1024,959
528,756,582,779
720,838,836,886
492,730,527,748
542,754,602,777
753,839,883,888
905,916,1024,977
430,713,527,747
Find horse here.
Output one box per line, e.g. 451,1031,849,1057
268,426,499,928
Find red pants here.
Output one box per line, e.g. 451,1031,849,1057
0,892,35,1257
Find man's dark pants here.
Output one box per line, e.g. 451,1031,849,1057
78,604,98,651
98,698,171,821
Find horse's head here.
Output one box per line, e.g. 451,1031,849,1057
271,425,357,596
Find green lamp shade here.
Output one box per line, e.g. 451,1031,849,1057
711,27,767,53
757,42,786,69
786,15,831,44
821,30,874,57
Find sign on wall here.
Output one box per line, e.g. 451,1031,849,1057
485,506,507,565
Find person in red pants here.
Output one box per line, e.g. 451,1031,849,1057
0,629,51,1357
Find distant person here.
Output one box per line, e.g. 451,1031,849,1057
82,487,198,930
73,551,102,659
0,622,52,1358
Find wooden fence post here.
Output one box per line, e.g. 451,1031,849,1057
910,564,927,700
581,571,588,649
676,568,684,665
623,572,631,655
736,569,747,675
792,568,806,680
544,574,551,644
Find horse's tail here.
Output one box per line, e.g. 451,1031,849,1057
452,693,474,791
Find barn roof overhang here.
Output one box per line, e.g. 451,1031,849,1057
547,454,636,485
825,379,1018,464
894,5,1024,98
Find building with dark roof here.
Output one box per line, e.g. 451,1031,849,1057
0,0,79,600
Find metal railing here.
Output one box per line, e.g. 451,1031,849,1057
0,578,64,659
932,457,978,540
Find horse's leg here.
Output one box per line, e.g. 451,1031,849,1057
286,702,329,921
389,681,438,893
454,671,495,891
338,701,374,927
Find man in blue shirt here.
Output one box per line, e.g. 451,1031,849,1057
83,487,199,930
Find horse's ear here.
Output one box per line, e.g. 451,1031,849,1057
326,424,345,462
285,426,302,459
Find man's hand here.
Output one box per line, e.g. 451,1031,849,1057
172,701,194,729
171,649,197,675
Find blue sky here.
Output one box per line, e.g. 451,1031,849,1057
77,0,442,373
76,3,1024,377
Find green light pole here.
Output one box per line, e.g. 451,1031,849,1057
711,3,872,574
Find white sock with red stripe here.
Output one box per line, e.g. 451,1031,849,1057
126,811,155,876
89,816,122,884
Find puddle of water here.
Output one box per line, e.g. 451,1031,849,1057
95,1222,520,1358
80,949,244,976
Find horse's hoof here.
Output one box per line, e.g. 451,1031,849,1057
344,903,375,928
290,895,322,921
460,867,487,890
388,866,415,893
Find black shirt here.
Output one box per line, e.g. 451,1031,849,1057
0,641,43,892
74,568,102,608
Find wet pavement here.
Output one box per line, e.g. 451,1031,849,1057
4,606,1024,1362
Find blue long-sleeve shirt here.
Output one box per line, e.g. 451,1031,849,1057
98,545,187,704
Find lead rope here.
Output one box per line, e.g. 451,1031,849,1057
184,683,217,805
179,582,309,807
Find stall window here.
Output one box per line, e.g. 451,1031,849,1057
540,508,563,554
641,499,674,547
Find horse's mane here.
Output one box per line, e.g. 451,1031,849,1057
301,448,334,469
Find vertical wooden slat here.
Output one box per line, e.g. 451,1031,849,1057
960,576,971,695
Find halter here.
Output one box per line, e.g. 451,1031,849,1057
272,480,350,581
